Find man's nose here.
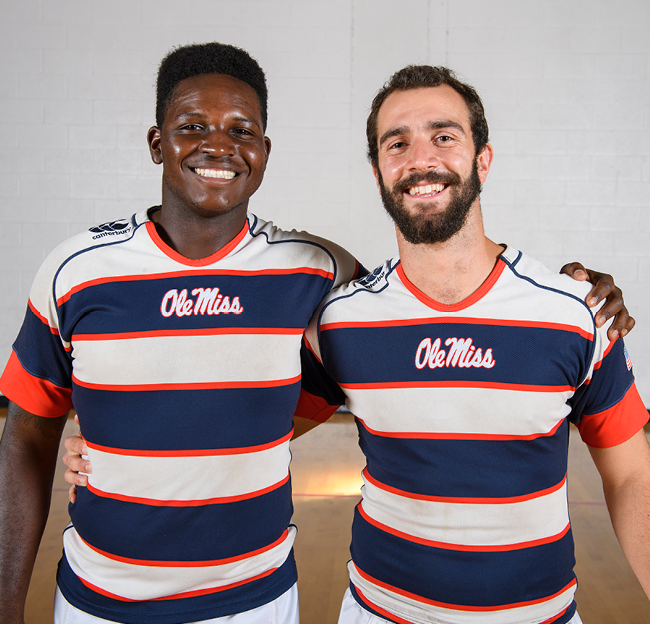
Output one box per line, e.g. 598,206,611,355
406,138,441,172
200,129,235,156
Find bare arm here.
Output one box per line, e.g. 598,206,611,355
0,401,68,623
588,428,650,599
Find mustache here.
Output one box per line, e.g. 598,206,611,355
393,170,461,194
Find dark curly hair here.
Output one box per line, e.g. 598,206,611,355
155,42,268,130
366,65,489,168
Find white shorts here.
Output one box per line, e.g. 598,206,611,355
336,588,584,624
54,582,299,624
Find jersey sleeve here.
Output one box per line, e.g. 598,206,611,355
570,333,647,448
0,262,73,418
295,315,347,423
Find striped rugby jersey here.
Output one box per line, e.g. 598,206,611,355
0,207,361,623
299,247,648,624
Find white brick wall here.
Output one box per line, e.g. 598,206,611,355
1,0,649,401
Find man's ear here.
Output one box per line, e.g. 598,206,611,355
476,143,493,183
372,163,382,192
263,136,272,168
147,126,163,165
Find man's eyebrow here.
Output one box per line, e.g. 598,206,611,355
379,125,409,148
173,112,261,128
426,119,466,135
379,120,466,148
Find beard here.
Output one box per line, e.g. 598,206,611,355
379,158,482,245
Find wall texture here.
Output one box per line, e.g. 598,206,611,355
1,0,649,399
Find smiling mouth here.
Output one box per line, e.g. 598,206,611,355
193,168,236,180
407,183,446,197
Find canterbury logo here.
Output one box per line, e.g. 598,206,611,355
415,337,495,370
161,288,243,317
89,219,131,233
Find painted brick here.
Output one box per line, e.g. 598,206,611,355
69,125,117,150
19,174,70,199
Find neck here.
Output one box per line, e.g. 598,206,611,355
396,204,504,305
153,195,249,261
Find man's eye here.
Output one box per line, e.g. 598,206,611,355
436,135,453,143
181,124,202,131
389,141,406,150
234,128,254,137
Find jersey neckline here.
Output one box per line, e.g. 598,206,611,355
145,211,249,267
396,256,506,312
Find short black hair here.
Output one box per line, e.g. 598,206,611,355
366,65,489,167
155,42,268,130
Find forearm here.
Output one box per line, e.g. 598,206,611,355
0,404,67,622
603,470,650,599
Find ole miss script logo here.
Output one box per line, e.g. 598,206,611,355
415,337,495,370
160,288,243,318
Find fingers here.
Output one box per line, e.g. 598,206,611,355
69,484,77,504
583,270,614,309
63,447,91,473
64,433,88,457
559,262,588,282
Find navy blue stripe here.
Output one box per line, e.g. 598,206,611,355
569,337,636,424
70,480,293,561
500,254,597,388
349,582,576,624
350,507,576,608
359,418,570,498
57,548,297,623
321,323,591,387
72,383,299,450
60,273,332,339
13,305,72,390
299,340,346,408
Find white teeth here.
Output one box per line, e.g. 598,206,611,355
194,168,235,179
408,183,445,196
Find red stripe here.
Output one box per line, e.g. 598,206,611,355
362,467,567,504
56,258,333,306
72,373,301,392
78,528,289,567
354,587,415,624
78,567,278,602
353,563,577,612
27,299,60,335
302,333,322,362
0,351,72,418
72,327,304,341
86,430,293,457
87,473,290,507
343,380,574,393
357,503,570,552
356,414,565,441
322,316,592,341
294,388,339,424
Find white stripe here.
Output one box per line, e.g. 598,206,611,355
63,524,296,601
347,386,572,436
87,441,290,502
71,333,302,386
348,562,576,624
360,476,569,548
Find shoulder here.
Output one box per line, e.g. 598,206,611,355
315,259,398,321
29,212,144,303
247,214,361,286
499,247,593,304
